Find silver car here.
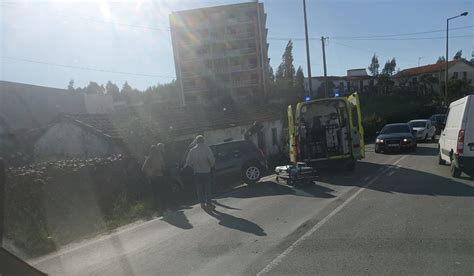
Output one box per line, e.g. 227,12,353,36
408,119,436,141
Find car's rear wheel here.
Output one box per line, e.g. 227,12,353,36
242,162,264,184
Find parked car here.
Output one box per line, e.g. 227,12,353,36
408,119,436,141
179,140,268,185
375,123,417,153
429,114,447,135
210,140,268,184
438,95,474,177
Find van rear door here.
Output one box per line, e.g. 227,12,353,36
288,105,297,164
347,93,365,160
463,96,474,157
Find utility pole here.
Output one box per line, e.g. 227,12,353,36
303,0,312,98
445,12,468,105
321,36,329,98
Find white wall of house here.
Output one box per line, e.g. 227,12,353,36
449,62,474,82
34,122,122,161
174,119,284,156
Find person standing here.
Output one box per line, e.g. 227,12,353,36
142,143,170,213
185,135,215,209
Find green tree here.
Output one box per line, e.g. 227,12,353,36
381,58,397,76
67,79,74,92
276,40,295,85
84,82,104,94
436,56,446,64
453,50,462,60
368,54,380,76
105,81,120,100
295,66,305,97
447,79,473,103
268,65,275,82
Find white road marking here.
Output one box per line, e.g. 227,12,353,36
387,170,396,177
257,155,408,275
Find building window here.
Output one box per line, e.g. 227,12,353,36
462,71,467,81
412,77,417,85
271,128,278,145
369,79,374,86
453,72,458,79
359,80,363,90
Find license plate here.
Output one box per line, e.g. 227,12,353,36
388,144,400,148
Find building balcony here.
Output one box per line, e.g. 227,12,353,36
230,65,258,73
232,79,259,88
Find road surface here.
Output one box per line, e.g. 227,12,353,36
30,143,474,275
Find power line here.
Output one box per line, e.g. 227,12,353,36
331,25,474,39
268,34,474,41
1,56,176,79
334,34,474,41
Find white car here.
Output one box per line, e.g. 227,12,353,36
438,95,474,177
408,119,436,141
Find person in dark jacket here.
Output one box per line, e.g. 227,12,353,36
142,144,171,213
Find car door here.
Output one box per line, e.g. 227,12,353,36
427,120,435,138
212,144,240,175
463,96,474,158
347,92,365,159
288,105,297,164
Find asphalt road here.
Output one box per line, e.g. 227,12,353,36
31,142,474,275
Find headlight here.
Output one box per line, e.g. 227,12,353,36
376,138,384,143
403,138,409,142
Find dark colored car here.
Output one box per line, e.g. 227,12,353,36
210,140,268,184
429,114,447,135
375,123,417,153
179,140,268,185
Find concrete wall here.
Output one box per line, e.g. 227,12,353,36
174,119,284,156
34,122,122,161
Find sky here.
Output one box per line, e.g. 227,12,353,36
1,0,473,90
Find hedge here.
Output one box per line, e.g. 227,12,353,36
4,155,151,257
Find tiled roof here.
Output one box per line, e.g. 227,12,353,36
115,104,282,136
61,114,122,139
56,105,282,140
393,59,472,78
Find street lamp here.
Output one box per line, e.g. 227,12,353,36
445,11,468,105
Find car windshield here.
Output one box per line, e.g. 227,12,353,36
410,121,426,128
2,1,472,275
381,125,411,134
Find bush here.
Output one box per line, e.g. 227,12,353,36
363,114,386,141
4,155,149,257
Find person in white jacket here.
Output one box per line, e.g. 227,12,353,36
185,135,216,209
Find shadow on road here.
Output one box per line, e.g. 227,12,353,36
212,200,241,210
205,209,267,236
325,162,474,197
160,210,193,230
223,181,336,200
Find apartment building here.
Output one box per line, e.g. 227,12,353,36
170,2,269,105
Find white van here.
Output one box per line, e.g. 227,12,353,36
438,95,474,177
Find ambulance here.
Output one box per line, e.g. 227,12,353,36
287,93,365,170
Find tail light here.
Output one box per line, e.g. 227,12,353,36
457,129,465,155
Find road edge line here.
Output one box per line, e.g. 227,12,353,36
256,155,407,275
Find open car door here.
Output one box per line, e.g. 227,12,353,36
347,92,365,160
288,105,297,164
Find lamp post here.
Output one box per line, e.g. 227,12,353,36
445,11,468,105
